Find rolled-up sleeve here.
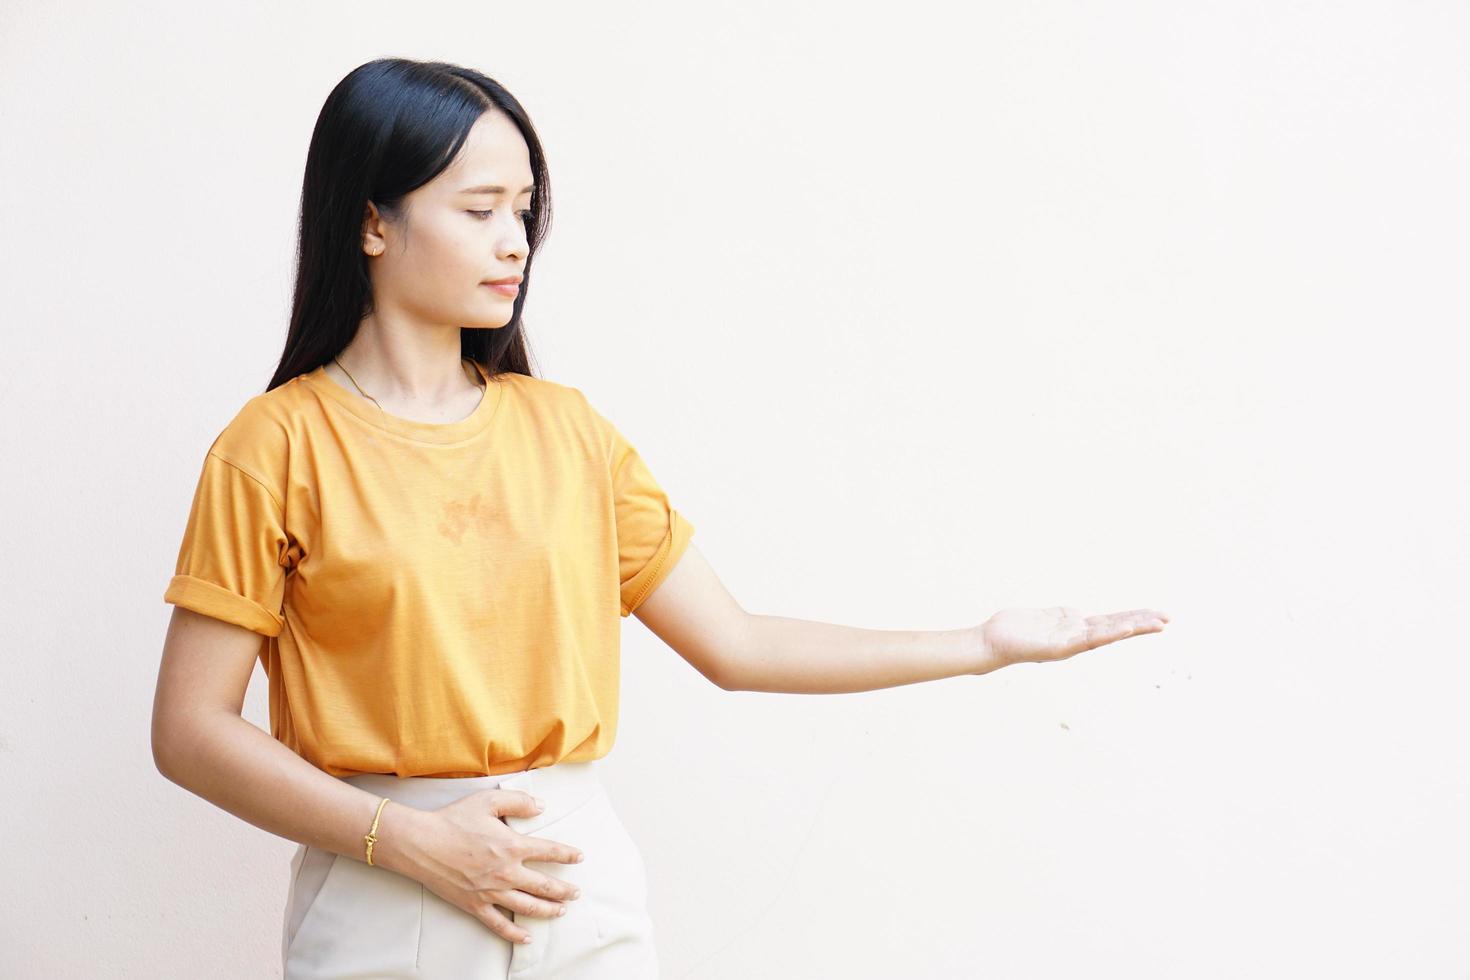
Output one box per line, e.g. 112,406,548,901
164,450,294,636
610,430,695,616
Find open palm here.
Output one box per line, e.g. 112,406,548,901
980,606,1170,668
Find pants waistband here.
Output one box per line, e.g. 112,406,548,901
337,759,604,835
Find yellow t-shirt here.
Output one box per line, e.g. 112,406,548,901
163,360,695,778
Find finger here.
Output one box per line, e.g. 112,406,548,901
502,830,582,866
1084,609,1156,627
477,903,532,945
490,790,545,818
499,888,572,920
1131,609,1167,626
513,868,582,903
1084,611,1167,636
528,837,585,866
1082,615,1154,649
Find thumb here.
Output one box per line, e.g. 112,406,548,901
490,788,545,817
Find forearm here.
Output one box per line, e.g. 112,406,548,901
154,711,430,878
724,613,1004,693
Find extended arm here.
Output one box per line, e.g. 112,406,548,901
634,544,1168,693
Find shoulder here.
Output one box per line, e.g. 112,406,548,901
204,376,313,491
497,370,588,408
497,371,610,442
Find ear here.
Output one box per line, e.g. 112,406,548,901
362,200,386,257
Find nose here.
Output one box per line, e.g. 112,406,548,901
497,222,528,262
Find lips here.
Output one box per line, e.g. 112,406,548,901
484,276,522,285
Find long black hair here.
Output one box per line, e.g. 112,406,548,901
267,58,552,392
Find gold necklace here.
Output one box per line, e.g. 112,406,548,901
332,356,483,418
333,356,383,413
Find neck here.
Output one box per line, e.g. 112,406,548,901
334,332,481,402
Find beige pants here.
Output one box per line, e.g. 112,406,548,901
282,759,658,978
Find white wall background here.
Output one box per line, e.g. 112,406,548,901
3,1,1466,977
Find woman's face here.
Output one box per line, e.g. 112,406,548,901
361,109,534,330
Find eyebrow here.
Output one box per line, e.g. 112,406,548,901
459,184,535,194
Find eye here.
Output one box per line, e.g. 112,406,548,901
468,209,535,222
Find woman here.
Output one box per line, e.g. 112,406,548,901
150,58,1169,979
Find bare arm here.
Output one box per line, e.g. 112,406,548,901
151,607,430,878
725,615,988,693
634,544,1170,693
153,606,584,946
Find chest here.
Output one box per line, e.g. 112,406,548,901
284,436,608,621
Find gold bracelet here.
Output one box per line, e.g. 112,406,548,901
364,796,390,866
